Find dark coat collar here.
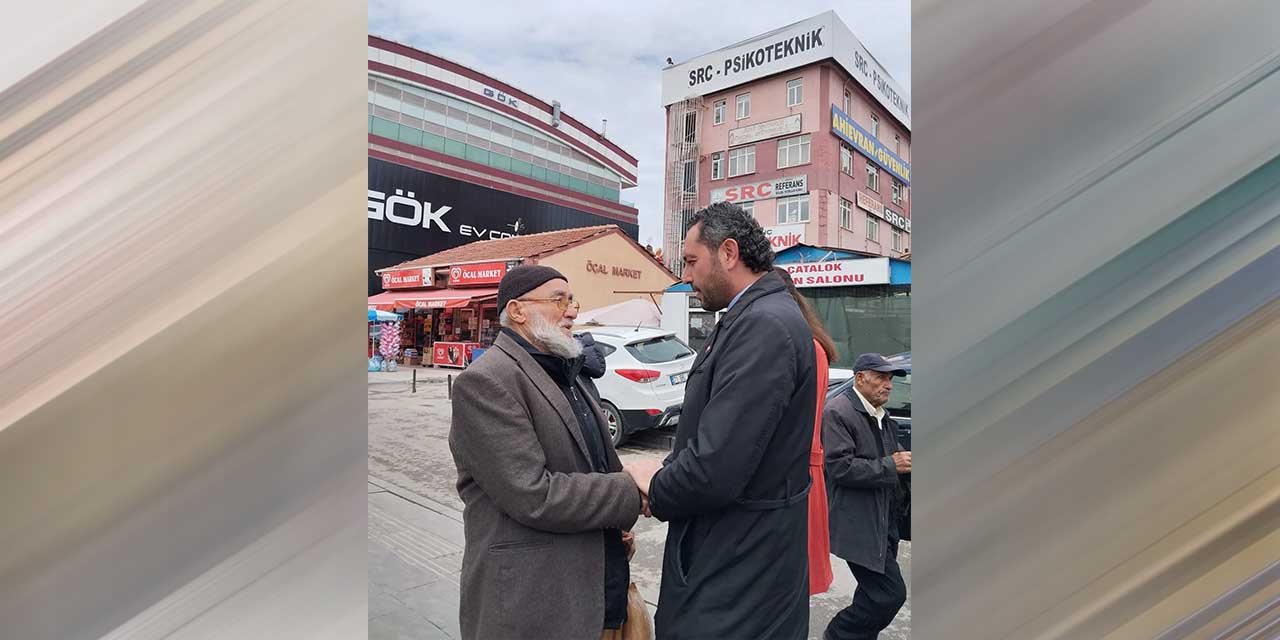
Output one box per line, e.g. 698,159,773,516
716,270,788,331
500,328,584,385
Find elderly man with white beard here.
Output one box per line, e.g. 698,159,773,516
448,265,647,640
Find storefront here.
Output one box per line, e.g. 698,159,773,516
371,225,675,367
660,244,910,368
777,246,911,367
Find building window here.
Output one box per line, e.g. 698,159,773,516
728,146,755,177
736,93,751,120
713,100,726,125
739,201,754,216
710,152,724,180
682,160,697,192
895,134,901,155
841,144,853,175
866,162,879,192
892,180,903,205
683,110,697,144
787,78,803,106
867,215,879,242
893,228,903,251
776,194,810,224
776,134,810,169
843,89,851,113
870,113,880,138
840,198,852,229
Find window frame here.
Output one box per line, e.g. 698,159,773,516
775,194,810,224
841,144,853,175
710,152,724,180
682,159,697,193
736,93,751,120
866,162,880,192
776,134,811,169
867,215,879,242
840,198,853,229
728,145,756,177
870,113,880,138
787,78,803,107
713,100,726,126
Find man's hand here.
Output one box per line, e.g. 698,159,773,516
892,451,912,474
623,458,663,497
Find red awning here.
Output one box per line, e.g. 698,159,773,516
367,287,498,311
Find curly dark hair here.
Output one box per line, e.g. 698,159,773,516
685,202,774,273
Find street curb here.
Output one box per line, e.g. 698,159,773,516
368,475,463,524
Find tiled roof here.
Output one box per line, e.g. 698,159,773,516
382,225,618,271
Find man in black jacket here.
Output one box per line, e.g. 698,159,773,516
625,202,816,639
823,353,911,640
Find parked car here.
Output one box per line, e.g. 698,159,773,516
826,351,911,451
828,367,854,390
576,326,695,446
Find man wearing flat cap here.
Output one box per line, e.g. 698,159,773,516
449,265,644,640
822,353,911,640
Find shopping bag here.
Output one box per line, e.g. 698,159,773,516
601,583,652,640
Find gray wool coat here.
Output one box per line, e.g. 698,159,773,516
449,332,642,640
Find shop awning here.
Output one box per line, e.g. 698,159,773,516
368,287,498,311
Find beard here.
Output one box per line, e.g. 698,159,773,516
694,261,733,312
527,312,583,359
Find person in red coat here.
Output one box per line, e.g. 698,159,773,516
774,267,836,595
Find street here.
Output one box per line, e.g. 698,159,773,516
368,367,910,639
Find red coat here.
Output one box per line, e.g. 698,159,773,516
808,340,834,594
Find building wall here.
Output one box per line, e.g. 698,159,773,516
665,60,910,263
540,233,676,313
369,158,638,294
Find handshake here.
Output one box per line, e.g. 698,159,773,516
622,458,663,518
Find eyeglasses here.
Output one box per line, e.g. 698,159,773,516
516,296,580,312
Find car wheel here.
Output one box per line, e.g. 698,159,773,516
601,401,626,447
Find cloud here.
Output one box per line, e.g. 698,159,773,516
369,0,910,246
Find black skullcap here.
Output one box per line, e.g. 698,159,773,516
497,265,567,310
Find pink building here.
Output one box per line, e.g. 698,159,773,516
661,11,910,273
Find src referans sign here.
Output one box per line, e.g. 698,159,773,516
710,175,807,204
784,258,890,288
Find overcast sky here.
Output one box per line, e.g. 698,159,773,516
369,1,910,247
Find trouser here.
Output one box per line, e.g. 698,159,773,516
823,542,907,640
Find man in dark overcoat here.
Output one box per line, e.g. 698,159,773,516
627,202,817,639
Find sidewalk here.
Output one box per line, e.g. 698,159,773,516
368,475,465,639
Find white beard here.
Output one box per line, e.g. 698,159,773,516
528,312,583,359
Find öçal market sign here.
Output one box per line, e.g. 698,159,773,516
449,261,508,286
784,258,889,287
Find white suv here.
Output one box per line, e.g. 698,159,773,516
576,326,696,446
